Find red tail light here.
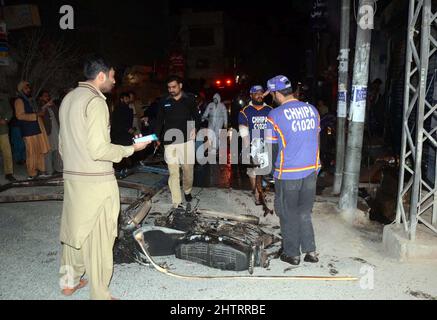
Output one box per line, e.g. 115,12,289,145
226,79,232,85
216,80,221,85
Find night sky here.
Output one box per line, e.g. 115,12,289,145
4,0,341,86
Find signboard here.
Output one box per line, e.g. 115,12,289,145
4,5,41,30
0,22,9,66
349,85,367,123
169,52,185,78
337,90,347,118
310,0,328,31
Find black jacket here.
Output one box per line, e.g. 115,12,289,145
155,93,201,145
111,102,134,146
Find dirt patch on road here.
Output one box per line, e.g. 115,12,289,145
407,290,437,300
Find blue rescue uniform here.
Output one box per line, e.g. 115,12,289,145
238,103,273,142
266,100,320,180
266,99,320,258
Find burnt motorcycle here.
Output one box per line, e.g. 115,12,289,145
132,206,279,274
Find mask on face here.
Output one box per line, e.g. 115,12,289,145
213,98,218,104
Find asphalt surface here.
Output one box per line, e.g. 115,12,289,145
1,164,437,300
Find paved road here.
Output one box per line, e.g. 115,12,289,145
0,165,436,300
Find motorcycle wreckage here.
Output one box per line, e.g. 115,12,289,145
130,205,279,274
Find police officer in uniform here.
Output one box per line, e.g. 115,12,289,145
155,75,201,208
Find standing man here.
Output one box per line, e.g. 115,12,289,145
265,75,320,266
0,93,16,182
38,90,63,175
155,75,200,208
238,85,272,205
128,91,141,135
111,92,135,174
111,92,135,146
9,96,26,166
58,55,149,300
14,81,50,179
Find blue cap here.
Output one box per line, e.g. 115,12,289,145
250,85,264,94
266,75,292,92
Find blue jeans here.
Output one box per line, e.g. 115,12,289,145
274,172,317,257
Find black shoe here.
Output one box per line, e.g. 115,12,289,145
5,174,17,182
184,193,192,202
280,253,301,265
273,247,283,259
304,252,319,263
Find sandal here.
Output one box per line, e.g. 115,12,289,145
61,278,88,296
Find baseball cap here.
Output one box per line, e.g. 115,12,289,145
249,85,264,94
266,75,292,92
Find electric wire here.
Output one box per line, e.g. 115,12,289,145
134,231,359,281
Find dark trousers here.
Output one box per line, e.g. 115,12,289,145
274,172,317,257
10,126,26,162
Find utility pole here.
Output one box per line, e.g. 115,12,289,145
339,0,375,211
333,0,351,195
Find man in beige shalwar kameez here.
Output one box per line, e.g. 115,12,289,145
58,56,149,300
